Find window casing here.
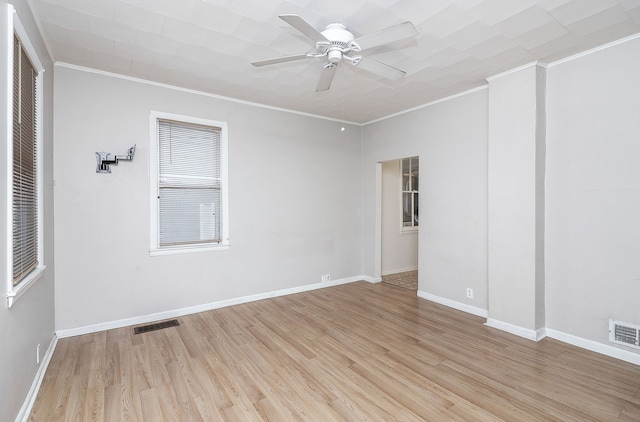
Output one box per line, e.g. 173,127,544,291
4,6,45,307
149,112,229,255
401,157,419,230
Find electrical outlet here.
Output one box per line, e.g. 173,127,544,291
36,344,41,364
466,288,473,299
321,274,331,282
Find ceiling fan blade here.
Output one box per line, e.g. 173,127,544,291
316,64,337,92
351,21,418,51
279,14,328,44
355,57,406,81
251,54,310,67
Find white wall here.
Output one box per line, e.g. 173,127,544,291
545,37,640,350
0,1,56,421
381,160,417,275
53,66,363,331
362,89,489,310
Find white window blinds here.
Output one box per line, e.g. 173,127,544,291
12,34,38,285
158,119,222,246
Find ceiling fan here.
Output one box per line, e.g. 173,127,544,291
251,14,419,92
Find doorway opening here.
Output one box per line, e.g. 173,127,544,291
380,157,419,291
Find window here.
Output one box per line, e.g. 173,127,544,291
5,7,45,307
401,157,419,230
149,112,229,255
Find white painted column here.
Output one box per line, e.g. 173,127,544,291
486,63,546,340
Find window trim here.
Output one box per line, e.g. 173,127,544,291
4,5,46,308
149,111,229,256
400,157,419,233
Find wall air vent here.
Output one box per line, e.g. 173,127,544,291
609,320,640,349
134,319,180,335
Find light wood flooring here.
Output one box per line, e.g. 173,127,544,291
382,270,418,291
31,281,640,421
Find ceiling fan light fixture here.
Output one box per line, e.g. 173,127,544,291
328,49,342,63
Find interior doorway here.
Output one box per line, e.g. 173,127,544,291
380,157,419,291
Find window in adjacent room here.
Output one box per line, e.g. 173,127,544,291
401,157,419,230
5,10,45,307
149,112,229,255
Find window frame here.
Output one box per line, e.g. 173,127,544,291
4,5,46,308
400,157,419,233
149,111,229,256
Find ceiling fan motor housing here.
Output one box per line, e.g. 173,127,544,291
321,23,354,63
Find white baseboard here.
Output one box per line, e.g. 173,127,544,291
417,290,488,318
56,275,364,338
544,328,640,366
16,334,58,422
484,318,545,341
362,275,382,283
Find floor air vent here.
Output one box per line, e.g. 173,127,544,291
609,320,640,349
134,319,180,335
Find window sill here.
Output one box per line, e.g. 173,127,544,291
149,244,230,257
401,227,418,235
7,265,46,308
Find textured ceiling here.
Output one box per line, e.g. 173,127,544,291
28,0,640,123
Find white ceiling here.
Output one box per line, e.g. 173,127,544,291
28,0,640,123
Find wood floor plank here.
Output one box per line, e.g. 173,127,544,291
63,374,86,422
118,339,143,421
155,382,181,421
139,388,162,422
165,360,205,421
144,333,172,387
30,281,640,421
103,383,122,422
189,356,233,412
84,332,106,422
